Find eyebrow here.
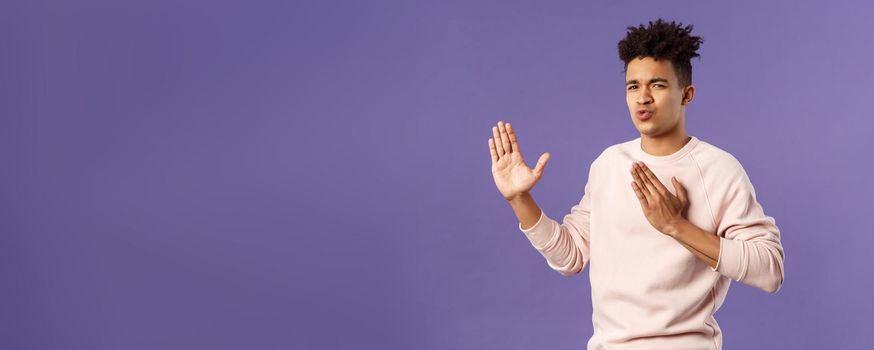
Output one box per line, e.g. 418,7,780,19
626,78,670,86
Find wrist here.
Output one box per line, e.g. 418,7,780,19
507,192,532,206
663,218,690,238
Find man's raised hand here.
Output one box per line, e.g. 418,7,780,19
488,121,550,201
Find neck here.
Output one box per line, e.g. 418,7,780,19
640,126,691,156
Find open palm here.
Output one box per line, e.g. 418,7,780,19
488,121,551,201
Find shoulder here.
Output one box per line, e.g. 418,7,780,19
581,140,632,189
691,139,754,194
591,138,636,168
691,139,748,179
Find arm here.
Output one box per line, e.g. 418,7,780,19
665,220,720,269
631,160,784,293
630,160,720,269
707,168,785,293
488,121,591,276
514,188,593,276
508,192,542,230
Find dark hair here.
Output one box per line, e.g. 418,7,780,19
618,18,703,87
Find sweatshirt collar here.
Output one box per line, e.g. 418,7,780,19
632,136,700,164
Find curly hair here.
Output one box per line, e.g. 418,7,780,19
617,18,703,87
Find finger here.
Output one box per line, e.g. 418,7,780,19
533,152,550,177
488,138,498,163
492,126,505,155
635,162,663,199
631,181,648,205
506,122,521,154
638,162,670,197
632,162,658,198
630,163,653,204
672,177,688,204
498,121,513,154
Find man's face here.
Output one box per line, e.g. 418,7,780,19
625,56,691,137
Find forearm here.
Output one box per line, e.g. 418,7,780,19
508,192,542,230
666,219,720,269
676,240,717,268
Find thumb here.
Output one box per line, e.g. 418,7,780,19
533,152,550,177
672,177,688,204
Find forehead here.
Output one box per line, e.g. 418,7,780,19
625,57,677,82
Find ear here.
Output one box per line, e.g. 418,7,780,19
681,84,695,106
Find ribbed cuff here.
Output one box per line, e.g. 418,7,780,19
714,237,746,281
518,210,555,250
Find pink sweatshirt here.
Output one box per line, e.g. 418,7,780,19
519,136,785,350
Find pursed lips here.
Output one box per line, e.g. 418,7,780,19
636,109,654,121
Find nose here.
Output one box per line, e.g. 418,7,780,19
636,87,653,105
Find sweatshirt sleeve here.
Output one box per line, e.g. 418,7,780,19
518,181,593,276
711,164,785,293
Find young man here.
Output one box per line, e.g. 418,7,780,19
487,19,784,349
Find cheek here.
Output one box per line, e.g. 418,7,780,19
655,93,681,110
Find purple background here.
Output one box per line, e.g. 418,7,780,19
2,0,871,349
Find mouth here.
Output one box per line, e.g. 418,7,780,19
636,110,654,121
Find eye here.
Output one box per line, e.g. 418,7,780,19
627,85,637,91
653,83,665,88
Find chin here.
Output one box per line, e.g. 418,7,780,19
633,123,656,135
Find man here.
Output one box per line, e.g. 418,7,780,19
487,19,784,349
